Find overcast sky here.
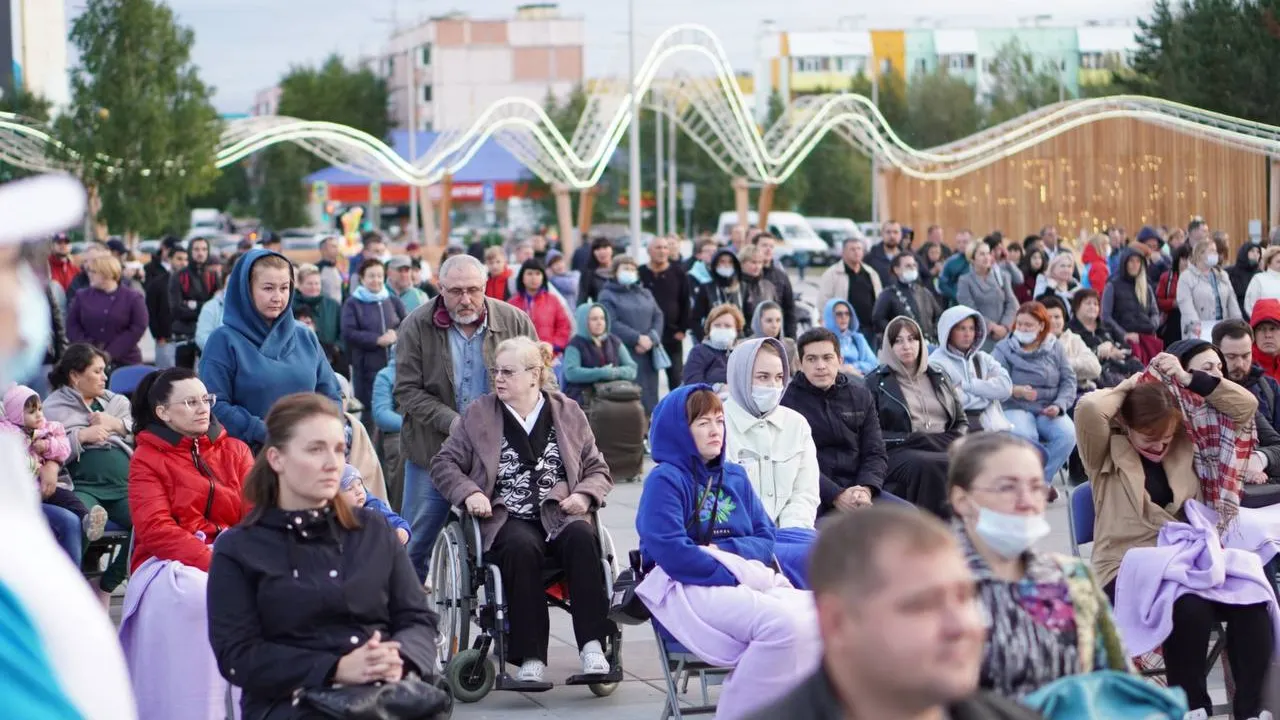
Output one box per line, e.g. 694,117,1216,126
68,0,1156,114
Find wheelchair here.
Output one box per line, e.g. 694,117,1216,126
430,509,624,703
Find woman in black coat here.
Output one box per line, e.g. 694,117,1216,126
207,393,440,720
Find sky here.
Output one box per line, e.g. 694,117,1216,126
68,0,1157,114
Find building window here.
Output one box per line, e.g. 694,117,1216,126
422,85,433,102
385,55,395,75
943,53,975,71
836,55,866,73
1080,51,1103,70
419,44,432,67
793,56,824,73
916,58,929,74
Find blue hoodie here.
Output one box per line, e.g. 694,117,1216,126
200,249,343,445
636,384,776,587
822,299,877,374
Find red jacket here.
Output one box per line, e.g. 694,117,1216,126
1082,244,1110,294
128,421,254,572
48,254,77,291
507,289,572,352
485,269,512,300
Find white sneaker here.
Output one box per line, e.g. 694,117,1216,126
515,659,545,683
1183,710,1208,720
580,640,610,675
1249,712,1274,720
83,505,108,542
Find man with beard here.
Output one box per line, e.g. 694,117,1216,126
47,233,77,291
394,254,538,582
866,220,905,287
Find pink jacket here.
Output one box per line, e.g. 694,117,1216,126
1,385,71,474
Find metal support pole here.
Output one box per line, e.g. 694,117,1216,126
406,48,420,242
655,104,665,240
870,70,880,226
667,98,677,236
627,0,642,258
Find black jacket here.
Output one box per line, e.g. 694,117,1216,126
207,505,439,720
865,364,966,449
1228,242,1261,310
691,250,752,341
872,280,943,344
144,266,174,342
169,263,219,338
745,666,1045,720
44,284,67,367
1103,248,1159,334
781,372,888,512
762,262,797,338
639,261,694,342
864,243,900,288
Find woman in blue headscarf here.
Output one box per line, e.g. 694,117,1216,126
199,248,342,449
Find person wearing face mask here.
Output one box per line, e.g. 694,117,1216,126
200,249,343,450
1177,238,1242,340
1076,351,1275,720
599,256,664,415
562,302,645,481
993,302,1077,485
866,316,966,517
692,249,750,342
723,338,819,588
872,254,944,345
946,432,1130,699
683,303,742,389
0,174,137,718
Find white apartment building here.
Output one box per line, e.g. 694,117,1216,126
11,0,69,108
380,3,584,133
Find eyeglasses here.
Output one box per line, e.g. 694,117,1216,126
166,394,216,411
443,286,484,299
833,310,851,317
490,366,536,379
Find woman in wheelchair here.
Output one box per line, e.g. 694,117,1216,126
635,384,819,720
947,432,1127,698
1077,347,1274,720
432,336,616,686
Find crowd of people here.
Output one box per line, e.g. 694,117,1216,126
10,209,1280,720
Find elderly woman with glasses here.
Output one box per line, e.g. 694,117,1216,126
432,336,615,687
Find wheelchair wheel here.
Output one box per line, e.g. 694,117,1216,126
588,633,624,697
446,648,495,703
588,679,619,698
430,521,471,665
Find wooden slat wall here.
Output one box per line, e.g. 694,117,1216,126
883,117,1267,253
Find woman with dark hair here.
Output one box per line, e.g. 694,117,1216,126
577,237,614,304
865,316,966,517
1076,352,1273,720
1017,248,1049,304
43,343,135,605
691,249,751,342
119,367,253,720
207,393,442,720
946,432,1127,697
992,302,1077,482
1155,243,1192,346
507,258,572,355
341,257,408,418
1069,288,1143,388
200,249,343,449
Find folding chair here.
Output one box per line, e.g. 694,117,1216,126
651,622,731,720
1066,482,1229,713
108,364,158,398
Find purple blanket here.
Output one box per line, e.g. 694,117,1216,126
1114,499,1280,655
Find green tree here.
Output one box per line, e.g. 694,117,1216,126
255,54,391,229
765,90,807,212
904,67,982,147
982,40,1067,126
189,160,253,216
57,0,220,239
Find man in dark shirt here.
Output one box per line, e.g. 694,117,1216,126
146,244,186,368
818,237,881,347
752,233,797,338
865,220,905,287
748,508,1043,720
639,235,693,389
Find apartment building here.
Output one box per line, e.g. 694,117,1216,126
7,0,70,108
379,2,584,133
754,20,1138,121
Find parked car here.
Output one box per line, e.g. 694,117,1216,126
808,217,863,252
714,210,832,266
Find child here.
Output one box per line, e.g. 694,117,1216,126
2,385,108,541
338,464,410,545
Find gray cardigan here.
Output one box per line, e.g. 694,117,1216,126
957,268,1019,328
42,386,134,461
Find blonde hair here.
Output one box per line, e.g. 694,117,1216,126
1191,238,1218,267
494,336,556,390
1088,233,1109,257
1262,245,1280,271
738,245,762,264
483,246,505,263
704,303,746,334
1047,252,1077,277
85,254,122,282
296,263,321,282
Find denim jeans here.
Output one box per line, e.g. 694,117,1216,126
153,341,178,369
1005,409,1077,482
403,460,454,583
42,504,82,563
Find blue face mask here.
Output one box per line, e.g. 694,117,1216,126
4,265,51,387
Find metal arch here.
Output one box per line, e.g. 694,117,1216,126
2,26,1280,188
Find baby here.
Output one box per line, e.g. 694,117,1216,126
339,464,410,545
2,385,108,541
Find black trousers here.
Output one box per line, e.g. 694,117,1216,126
44,486,88,520
884,448,950,519
486,518,614,665
661,337,684,392
1105,581,1273,717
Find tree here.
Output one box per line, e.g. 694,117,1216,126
982,39,1067,126
904,67,982,148
255,55,391,229
765,90,808,212
57,0,220,239
189,160,253,216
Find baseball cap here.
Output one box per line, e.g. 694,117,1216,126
106,239,128,255
0,174,87,247
387,255,413,270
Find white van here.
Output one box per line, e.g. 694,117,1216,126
714,211,831,266
807,217,863,252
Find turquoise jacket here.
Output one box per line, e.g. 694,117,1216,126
822,299,877,374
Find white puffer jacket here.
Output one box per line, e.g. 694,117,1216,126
723,399,820,530
1245,270,1280,319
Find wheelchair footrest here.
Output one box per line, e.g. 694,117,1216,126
495,675,554,693
565,668,623,686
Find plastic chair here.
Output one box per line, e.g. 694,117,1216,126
108,364,158,397
1066,482,1094,557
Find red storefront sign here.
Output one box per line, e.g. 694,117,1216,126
325,181,532,204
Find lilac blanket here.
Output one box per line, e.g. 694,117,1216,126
1114,499,1280,655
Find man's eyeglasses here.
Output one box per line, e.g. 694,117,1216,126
443,286,484,299
167,394,217,411
490,366,535,379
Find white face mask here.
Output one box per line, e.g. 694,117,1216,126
708,327,736,350
900,269,919,284
617,270,639,285
974,507,1051,559
715,265,736,279
1204,253,1219,268
751,385,782,414
1013,330,1038,345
